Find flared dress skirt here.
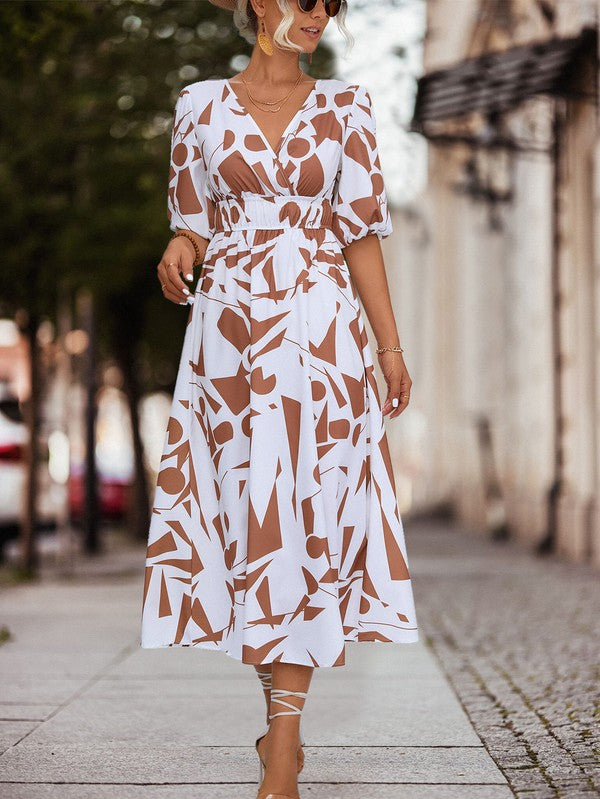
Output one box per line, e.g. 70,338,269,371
139,77,419,668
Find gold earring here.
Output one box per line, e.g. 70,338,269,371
257,18,273,56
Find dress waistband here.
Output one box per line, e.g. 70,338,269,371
213,194,333,233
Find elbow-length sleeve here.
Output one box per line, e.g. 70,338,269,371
331,84,393,249
167,87,215,242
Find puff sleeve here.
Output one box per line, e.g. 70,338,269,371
331,84,393,249
167,87,215,241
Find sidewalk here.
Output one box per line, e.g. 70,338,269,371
411,517,600,799
0,519,553,798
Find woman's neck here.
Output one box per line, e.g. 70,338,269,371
238,45,308,90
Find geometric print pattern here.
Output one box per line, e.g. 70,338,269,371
139,78,419,667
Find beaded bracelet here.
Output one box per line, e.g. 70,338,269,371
375,344,404,355
170,230,202,267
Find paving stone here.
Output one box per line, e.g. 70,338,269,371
0,721,38,753
18,672,480,747
0,784,517,799
0,704,57,721
0,676,93,704
0,743,507,784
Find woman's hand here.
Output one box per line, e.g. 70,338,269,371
378,351,412,418
157,236,197,304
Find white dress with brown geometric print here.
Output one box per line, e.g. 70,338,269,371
139,77,419,668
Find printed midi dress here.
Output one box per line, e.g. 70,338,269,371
139,77,419,668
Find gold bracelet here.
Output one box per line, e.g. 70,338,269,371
171,230,202,267
375,344,404,355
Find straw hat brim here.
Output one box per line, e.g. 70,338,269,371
208,0,237,10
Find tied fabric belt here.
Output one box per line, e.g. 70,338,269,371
213,194,333,233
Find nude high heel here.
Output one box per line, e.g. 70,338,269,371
256,688,308,799
255,671,305,780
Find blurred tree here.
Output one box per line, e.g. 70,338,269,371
0,0,333,565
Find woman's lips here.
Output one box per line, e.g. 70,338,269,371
301,27,321,39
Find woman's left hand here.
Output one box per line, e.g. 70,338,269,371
378,352,412,418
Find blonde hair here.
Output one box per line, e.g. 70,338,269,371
232,0,354,59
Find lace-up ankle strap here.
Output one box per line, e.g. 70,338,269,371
256,668,272,692
269,689,308,720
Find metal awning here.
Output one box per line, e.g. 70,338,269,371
410,26,597,134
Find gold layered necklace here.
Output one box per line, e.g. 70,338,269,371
240,69,305,113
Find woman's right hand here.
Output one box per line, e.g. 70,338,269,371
157,236,198,304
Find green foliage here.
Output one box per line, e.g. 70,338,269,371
0,0,333,390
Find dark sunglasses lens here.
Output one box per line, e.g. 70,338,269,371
298,0,343,16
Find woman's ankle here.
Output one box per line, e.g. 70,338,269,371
267,723,300,746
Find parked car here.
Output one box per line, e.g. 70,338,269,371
68,464,131,521
0,376,135,559
68,385,134,522
0,393,27,535
0,389,57,557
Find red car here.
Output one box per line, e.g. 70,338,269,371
68,463,132,521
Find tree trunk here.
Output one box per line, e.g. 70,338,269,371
111,295,150,542
78,290,100,555
120,348,151,542
20,312,41,576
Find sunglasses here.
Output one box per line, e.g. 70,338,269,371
297,0,345,17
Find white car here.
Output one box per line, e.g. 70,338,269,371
0,394,28,527
0,389,58,558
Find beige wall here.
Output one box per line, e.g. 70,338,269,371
556,93,599,561
386,0,600,566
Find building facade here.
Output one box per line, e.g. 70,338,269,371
379,0,600,567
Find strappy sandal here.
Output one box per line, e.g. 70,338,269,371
255,670,305,779
256,687,308,799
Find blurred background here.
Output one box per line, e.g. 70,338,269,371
0,0,598,578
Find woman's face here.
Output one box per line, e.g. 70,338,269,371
263,0,330,51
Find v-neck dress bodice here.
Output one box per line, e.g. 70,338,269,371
223,77,320,158
165,77,394,247
140,77,419,668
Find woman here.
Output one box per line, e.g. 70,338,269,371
140,1,419,797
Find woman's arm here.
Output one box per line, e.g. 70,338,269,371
343,233,411,418
159,86,214,305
